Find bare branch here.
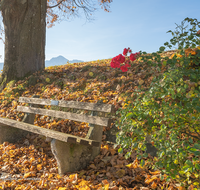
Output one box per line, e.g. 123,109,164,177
47,0,65,9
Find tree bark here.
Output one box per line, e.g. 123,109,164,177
0,0,47,90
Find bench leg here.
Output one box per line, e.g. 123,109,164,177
51,139,98,175
0,124,29,144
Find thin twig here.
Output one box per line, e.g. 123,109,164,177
47,0,65,9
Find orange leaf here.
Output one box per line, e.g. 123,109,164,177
145,176,158,184
151,181,157,189
37,164,43,171
102,179,109,185
110,148,116,155
24,172,32,178
185,48,197,56
149,171,160,175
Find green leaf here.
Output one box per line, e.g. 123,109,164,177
160,174,165,181
137,155,142,160
180,109,187,114
126,112,133,118
194,151,200,156
164,42,169,46
163,61,167,66
195,163,200,170
194,143,200,150
167,30,172,33
140,159,145,167
195,106,200,112
125,152,131,159
185,160,193,166
183,165,190,173
191,74,196,79
118,148,123,154
159,46,165,52
189,138,193,143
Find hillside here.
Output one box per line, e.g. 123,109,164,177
0,50,189,189
0,56,84,72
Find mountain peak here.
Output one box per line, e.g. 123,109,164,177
45,56,83,67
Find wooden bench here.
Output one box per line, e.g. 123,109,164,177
0,95,114,175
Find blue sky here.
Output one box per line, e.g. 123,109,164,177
0,0,200,63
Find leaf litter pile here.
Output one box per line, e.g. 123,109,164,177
0,50,186,189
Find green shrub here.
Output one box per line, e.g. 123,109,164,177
116,18,200,188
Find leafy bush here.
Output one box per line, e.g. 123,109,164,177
116,18,200,188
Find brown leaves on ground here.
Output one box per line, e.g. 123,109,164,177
0,51,189,189
0,136,177,189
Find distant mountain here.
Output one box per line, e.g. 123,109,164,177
45,55,83,67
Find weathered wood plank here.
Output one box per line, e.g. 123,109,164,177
0,117,100,147
19,97,114,113
17,106,111,127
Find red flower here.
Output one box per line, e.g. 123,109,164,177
116,54,125,63
111,54,125,68
130,53,136,61
111,52,127,70
123,48,128,56
125,63,131,67
110,60,120,68
120,65,128,72
120,64,131,72
130,52,140,61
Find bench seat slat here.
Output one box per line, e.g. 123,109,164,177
19,97,114,113
0,117,100,147
17,106,111,127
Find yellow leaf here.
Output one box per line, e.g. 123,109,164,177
174,159,178,164
138,79,144,85
24,90,30,94
46,78,50,83
89,72,94,77
193,182,199,186
57,174,62,179
58,188,67,190
126,163,133,168
102,145,109,150
104,184,109,190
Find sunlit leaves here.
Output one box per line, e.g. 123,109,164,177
0,57,179,189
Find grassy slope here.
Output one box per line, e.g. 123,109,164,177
0,50,182,189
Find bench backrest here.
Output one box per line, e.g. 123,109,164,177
17,97,114,127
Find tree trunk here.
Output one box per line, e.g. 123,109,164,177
0,0,47,90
